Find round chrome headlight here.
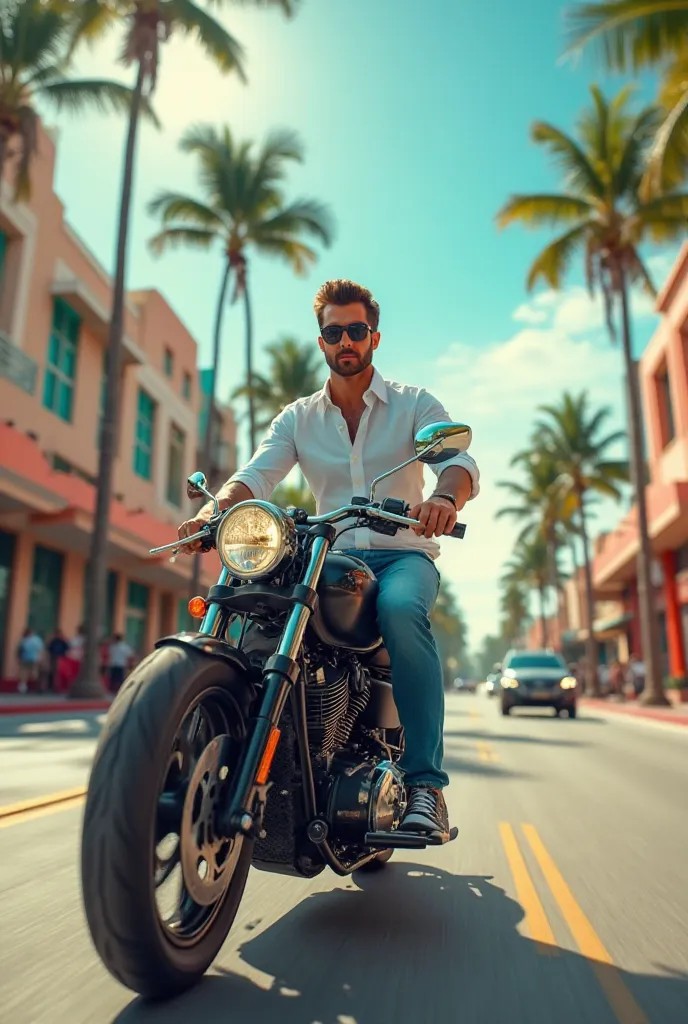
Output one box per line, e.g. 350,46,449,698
215,501,297,580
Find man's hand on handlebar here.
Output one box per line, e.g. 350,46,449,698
408,496,457,539
177,501,215,554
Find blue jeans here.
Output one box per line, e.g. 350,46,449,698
342,549,449,789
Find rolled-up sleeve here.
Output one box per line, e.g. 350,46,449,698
415,390,480,499
228,405,298,501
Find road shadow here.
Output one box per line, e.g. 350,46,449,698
443,728,587,748
111,862,688,1024
0,712,105,743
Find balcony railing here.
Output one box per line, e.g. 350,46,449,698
0,332,37,395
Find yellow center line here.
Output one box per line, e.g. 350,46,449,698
498,823,559,956
476,740,499,762
0,787,87,829
469,708,481,720
522,824,648,1024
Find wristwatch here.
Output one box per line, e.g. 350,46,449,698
430,492,457,509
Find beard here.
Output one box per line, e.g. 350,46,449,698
325,342,374,378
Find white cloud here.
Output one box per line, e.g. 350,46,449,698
513,302,547,324
512,284,657,340
419,286,647,656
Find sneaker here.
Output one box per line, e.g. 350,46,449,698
399,786,450,838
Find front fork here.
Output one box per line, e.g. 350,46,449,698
215,526,335,838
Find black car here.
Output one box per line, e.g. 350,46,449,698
500,649,578,718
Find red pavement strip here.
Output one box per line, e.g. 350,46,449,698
581,698,688,727
0,699,112,716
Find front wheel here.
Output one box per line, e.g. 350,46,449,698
81,645,255,998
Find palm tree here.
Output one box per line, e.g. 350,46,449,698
148,125,334,463
566,2,688,195
0,0,156,198
497,445,575,626
500,581,530,647
70,0,295,697
232,336,324,431
502,535,553,649
496,85,686,706
530,392,629,695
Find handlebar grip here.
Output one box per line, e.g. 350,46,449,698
449,522,467,539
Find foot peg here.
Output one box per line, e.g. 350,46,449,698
365,826,458,850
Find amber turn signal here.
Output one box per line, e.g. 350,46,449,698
187,596,208,619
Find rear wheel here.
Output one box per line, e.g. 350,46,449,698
81,645,255,998
501,704,511,716
568,705,577,719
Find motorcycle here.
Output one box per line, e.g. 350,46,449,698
80,420,471,998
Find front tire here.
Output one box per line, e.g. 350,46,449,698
81,645,255,998
501,704,511,716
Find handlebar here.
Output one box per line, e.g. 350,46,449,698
149,501,466,558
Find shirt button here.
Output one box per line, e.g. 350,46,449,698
352,455,358,463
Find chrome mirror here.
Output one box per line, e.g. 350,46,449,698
186,471,219,514
414,421,472,464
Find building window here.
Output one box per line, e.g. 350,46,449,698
0,529,16,666
656,365,676,447
133,388,155,480
125,581,149,654
164,347,174,378
182,371,192,401
167,424,185,507
43,298,80,422
28,545,64,638
177,596,193,633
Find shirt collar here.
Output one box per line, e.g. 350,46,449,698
318,367,389,408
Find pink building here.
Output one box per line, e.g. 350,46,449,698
592,243,688,682
0,124,236,687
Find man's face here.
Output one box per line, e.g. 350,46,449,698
318,301,380,378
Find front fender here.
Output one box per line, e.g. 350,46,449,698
155,632,258,715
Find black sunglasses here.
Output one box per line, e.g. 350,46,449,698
320,321,372,345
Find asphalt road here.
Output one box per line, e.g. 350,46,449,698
1,694,687,1024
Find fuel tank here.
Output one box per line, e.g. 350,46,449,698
309,552,382,653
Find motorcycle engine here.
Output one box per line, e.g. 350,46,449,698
326,755,406,843
304,659,369,757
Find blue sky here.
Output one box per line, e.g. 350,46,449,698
43,0,682,654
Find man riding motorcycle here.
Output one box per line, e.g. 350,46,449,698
179,278,480,841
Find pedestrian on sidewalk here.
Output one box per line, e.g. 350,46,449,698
47,629,69,692
107,634,133,694
16,628,44,694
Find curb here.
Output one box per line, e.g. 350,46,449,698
581,698,688,727
0,700,111,716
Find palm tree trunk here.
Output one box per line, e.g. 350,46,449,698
577,490,599,697
72,61,146,698
243,271,257,456
190,258,232,601
618,265,668,706
538,585,548,647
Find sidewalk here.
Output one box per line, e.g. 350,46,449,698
0,694,112,716
581,697,688,727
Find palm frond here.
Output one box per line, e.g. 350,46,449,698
165,0,247,79
39,78,161,126
251,198,335,247
530,121,606,197
642,87,688,195
146,190,225,230
148,226,218,256
525,223,591,290
565,1,688,72
496,193,595,229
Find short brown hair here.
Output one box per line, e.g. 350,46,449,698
313,279,380,331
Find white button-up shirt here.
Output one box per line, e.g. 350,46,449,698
230,368,480,559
